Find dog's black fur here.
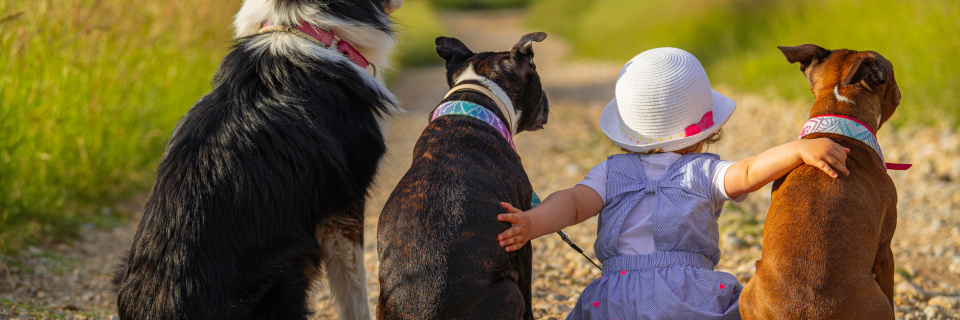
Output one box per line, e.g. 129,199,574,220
377,33,549,320
113,1,399,319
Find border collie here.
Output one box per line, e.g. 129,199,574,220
114,0,402,319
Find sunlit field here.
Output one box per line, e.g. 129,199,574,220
527,0,960,126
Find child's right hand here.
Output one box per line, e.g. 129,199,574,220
497,202,530,252
798,138,850,178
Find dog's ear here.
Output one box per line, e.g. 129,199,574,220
436,36,474,66
842,55,887,89
511,32,547,62
778,44,831,72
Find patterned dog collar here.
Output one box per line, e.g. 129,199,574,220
799,115,911,170
431,100,516,150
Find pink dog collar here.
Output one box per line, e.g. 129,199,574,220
260,21,372,70
799,115,911,170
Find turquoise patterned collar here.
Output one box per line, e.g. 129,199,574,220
799,114,910,170
431,100,516,150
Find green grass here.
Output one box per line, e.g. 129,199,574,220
526,0,960,127
0,0,240,253
0,1,446,254
430,0,531,10
393,1,447,67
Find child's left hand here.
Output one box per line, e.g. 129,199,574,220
497,202,530,252
797,138,850,178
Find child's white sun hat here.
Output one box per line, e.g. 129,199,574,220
599,47,736,153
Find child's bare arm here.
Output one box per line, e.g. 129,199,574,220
725,138,849,199
496,185,603,252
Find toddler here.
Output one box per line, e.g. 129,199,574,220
497,48,849,319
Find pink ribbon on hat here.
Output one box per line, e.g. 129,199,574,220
683,111,714,137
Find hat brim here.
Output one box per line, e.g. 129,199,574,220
599,90,736,153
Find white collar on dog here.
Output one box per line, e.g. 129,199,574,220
442,82,517,136
450,65,519,134
799,114,911,170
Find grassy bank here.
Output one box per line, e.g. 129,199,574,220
0,0,240,253
393,1,446,67
527,0,960,126
0,1,444,254
431,0,530,10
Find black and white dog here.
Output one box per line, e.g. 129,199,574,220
114,0,402,319
377,33,549,320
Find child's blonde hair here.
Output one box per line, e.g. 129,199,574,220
623,130,724,154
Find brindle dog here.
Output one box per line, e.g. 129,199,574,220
740,44,902,319
377,33,549,320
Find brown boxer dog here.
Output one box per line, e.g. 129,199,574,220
377,33,548,320
739,44,902,319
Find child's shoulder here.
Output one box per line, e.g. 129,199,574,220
680,153,728,174
605,152,721,163
602,152,723,181
687,152,721,161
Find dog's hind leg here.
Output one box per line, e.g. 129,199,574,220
320,200,372,320
515,243,534,320
873,207,898,310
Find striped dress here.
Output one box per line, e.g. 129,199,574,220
568,153,742,320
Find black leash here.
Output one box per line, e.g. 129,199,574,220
557,231,601,270
531,191,602,270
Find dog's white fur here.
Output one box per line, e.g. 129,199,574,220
242,33,399,114
234,0,396,69
834,84,856,105
234,0,402,127
454,64,522,134
835,84,884,127
321,229,371,320
234,0,401,88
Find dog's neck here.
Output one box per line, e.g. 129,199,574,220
814,84,884,131
442,83,515,134
448,65,520,134
431,71,520,151
431,99,516,150
799,115,910,170
259,21,374,72
233,0,395,70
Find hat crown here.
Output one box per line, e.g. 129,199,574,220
615,48,713,138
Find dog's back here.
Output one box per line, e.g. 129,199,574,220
742,136,897,318
377,117,534,319
115,1,401,318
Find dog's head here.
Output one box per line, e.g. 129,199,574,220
435,33,550,133
778,44,900,131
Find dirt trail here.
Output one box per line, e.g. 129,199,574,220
3,9,959,320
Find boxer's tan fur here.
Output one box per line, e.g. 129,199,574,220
740,44,901,319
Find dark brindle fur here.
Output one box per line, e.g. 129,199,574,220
377,33,549,320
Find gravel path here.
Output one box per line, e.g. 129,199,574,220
3,9,959,320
